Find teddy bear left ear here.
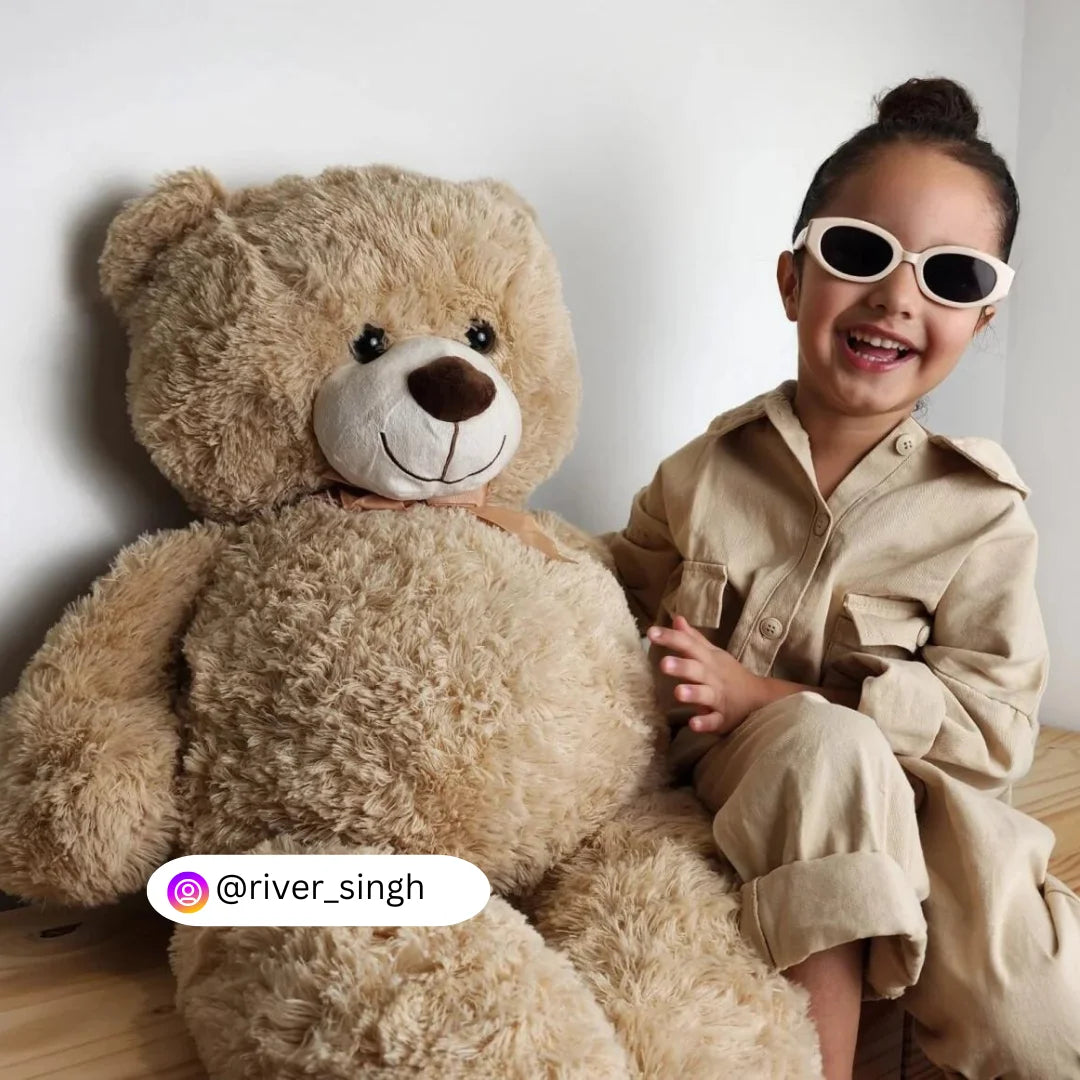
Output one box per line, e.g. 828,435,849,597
99,167,227,317
468,178,538,222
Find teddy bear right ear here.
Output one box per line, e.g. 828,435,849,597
468,178,539,222
99,168,227,317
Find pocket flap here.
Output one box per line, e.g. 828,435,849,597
666,560,728,628
842,593,931,651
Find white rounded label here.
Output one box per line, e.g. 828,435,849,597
147,854,491,926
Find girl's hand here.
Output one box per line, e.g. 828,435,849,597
647,615,767,734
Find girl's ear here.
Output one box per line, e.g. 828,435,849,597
975,305,996,335
777,250,800,322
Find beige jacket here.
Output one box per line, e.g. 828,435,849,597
605,380,1049,794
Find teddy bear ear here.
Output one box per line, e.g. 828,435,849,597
99,167,228,316
468,178,539,222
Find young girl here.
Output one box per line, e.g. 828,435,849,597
605,78,1080,1080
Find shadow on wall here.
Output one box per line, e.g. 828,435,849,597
0,185,191,700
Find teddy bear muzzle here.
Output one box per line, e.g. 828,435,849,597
313,334,523,501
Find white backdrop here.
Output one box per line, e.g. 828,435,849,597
2,1,1041,711
1005,0,1079,730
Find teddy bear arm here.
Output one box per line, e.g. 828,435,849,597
0,522,227,905
524,788,822,1078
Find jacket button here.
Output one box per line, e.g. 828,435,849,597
916,624,931,647
813,513,829,537
759,617,784,640
894,433,916,455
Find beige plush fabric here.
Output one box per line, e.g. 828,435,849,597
0,167,821,1078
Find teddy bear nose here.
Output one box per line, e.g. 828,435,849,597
407,356,496,423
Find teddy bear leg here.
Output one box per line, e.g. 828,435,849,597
170,894,631,1079
524,788,823,1079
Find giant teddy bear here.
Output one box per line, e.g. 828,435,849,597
0,166,820,1078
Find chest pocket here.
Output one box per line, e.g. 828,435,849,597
660,560,728,645
825,592,932,673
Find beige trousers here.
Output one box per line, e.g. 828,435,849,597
686,691,1080,1080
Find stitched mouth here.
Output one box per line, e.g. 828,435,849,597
380,430,507,484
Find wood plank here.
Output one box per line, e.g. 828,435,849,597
1014,728,1080,892
0,896,205,1080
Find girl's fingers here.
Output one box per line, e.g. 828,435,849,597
688,711,725,733
674,682,716,707
661,656,706,684
672,615,708,643
647,623,711,661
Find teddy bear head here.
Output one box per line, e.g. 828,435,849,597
99,166,581,518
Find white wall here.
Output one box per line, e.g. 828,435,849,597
1,0,1025,697
1006,0,1079,730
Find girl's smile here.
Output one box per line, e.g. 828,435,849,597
837,324,919,373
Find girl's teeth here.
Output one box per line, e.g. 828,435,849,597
850,331,907,349
844,332,910,364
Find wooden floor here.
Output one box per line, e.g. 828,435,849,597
1,728,1077,1080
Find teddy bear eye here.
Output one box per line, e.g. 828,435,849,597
466,320,497,354
351,324,388,364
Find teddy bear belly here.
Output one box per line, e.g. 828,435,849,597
177,501,658,891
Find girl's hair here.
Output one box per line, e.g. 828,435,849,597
791,77,1020,260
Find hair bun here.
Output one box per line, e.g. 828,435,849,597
875,77,980,139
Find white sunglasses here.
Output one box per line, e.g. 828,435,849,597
792,216,1014,309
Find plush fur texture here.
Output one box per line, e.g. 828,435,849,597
0,166,821,1077
0,524,225,904
176,500,658,894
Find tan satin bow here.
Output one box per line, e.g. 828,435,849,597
321,470,574,563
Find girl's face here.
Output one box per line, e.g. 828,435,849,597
776,142,1003,419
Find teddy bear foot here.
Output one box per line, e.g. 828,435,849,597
170,894,632,1079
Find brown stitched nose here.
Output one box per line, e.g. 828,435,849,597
407,356,496,422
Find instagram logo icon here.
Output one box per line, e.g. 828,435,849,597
167,871,209,913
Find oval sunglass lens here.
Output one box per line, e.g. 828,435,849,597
924,253,998,303
820,226,893,276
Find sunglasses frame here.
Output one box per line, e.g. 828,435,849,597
791,216,1014,309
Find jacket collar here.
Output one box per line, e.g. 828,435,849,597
705,383,785,439
923,432,1029,496
706,380,1028,498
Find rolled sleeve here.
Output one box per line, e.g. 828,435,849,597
857,497,1048,789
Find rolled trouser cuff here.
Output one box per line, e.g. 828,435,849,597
740,850,927,1000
